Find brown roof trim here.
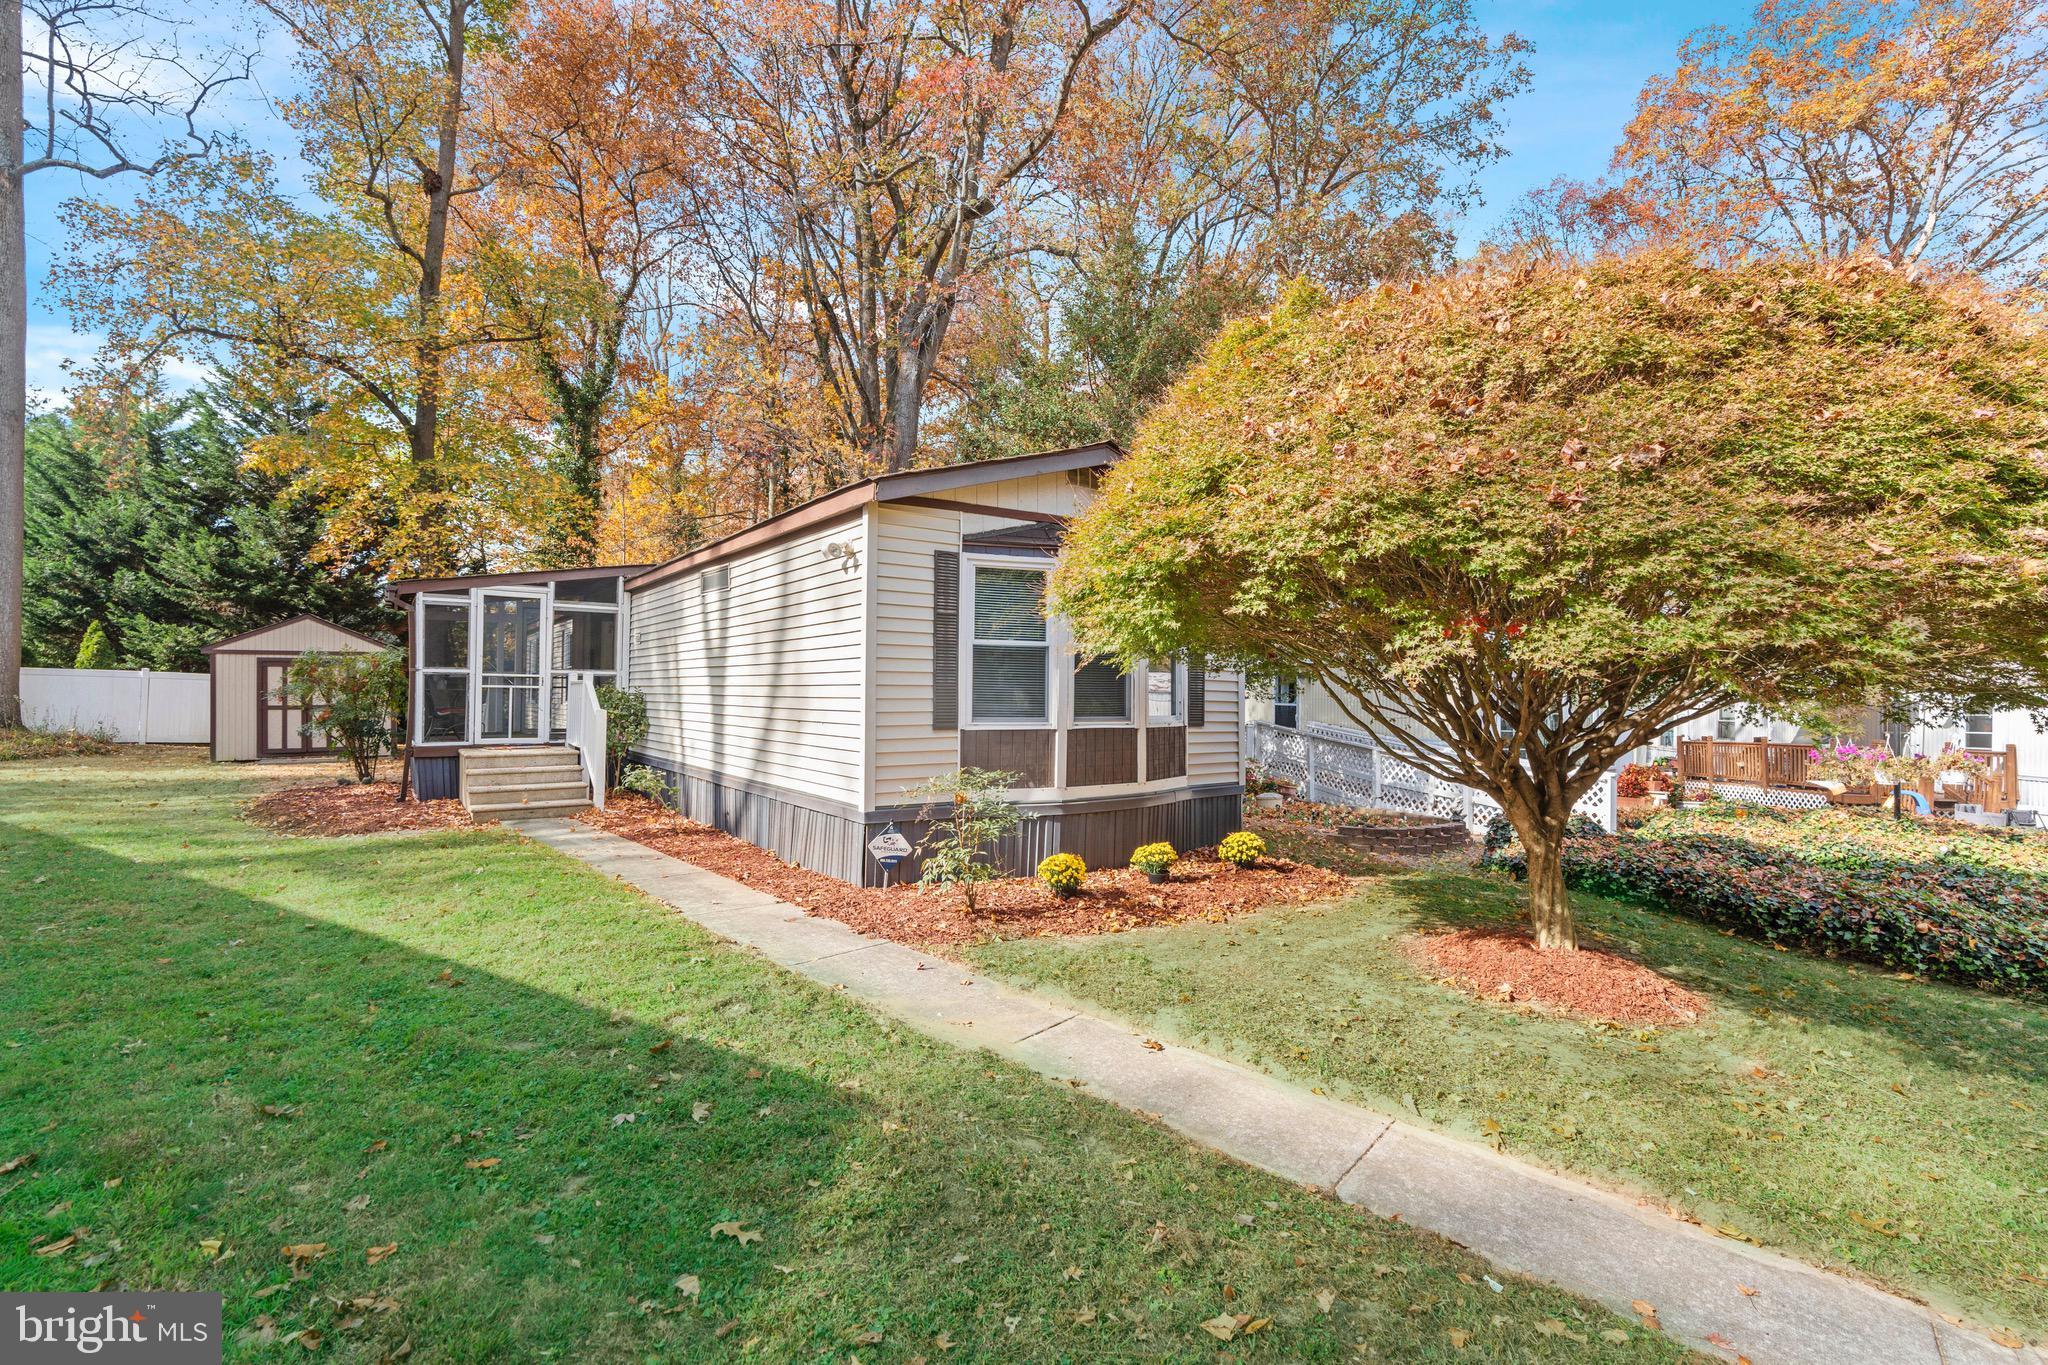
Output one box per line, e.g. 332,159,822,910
383,563,652,601
625,444,1121,593
625,485,871,592
201,613,392,655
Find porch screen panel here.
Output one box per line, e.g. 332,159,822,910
418,599,470,742
480,595,543,740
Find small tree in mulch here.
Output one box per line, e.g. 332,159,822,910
284,649,405,784
595,685,649,787
910,768,1030,914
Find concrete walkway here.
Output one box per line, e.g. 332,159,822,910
509,817,2040,1365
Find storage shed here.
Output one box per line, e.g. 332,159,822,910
203,615,392,762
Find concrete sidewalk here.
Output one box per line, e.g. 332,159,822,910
509,817,2040,1365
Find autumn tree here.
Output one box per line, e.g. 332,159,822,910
467,0,706,564
0,0,244,727
689,0,1138,471
58,0,539,577
1618,0,2048,287
1053,255,2048,949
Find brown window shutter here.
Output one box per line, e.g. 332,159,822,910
933,550,959,730
1188,661,1206,727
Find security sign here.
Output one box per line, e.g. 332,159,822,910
867,824,913,868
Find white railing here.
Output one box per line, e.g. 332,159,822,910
563,671,607,811
1246,720,1617,834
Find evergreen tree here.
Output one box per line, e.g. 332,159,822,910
24,388,394,670
72,620,116,669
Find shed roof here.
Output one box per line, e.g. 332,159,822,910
383,562,653,601
200,613,392,655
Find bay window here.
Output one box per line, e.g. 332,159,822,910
1073,655,1131,722
971,564,1050,722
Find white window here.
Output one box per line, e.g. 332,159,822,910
1072,655,1130,723
1964,712,1994,750
970,564,1050,723
1715,711,1741,741
1273,675,1299,730
1146,659,1183,724
416,596,471,743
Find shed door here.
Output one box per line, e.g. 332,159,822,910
257,657,328,758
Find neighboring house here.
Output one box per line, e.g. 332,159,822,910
1249,674,2046,812
388,445,1246,884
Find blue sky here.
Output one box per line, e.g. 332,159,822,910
21,0,1753,407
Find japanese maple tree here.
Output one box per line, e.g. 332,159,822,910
1053,253,2048,948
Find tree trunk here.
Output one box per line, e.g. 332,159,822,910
1520,824,1578,950
0,0,23,730
410,0,467,545
886,351,923,471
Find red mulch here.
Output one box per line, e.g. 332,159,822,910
246,781,477,836
1403,928,1709,1025
582,795,1356,947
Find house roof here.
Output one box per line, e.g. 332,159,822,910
383,563,654,602
626,442,1120,592
200,613,392,655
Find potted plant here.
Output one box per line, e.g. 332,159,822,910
1218,831,1266,869
1036,853,1086,898
1129,842,1178,884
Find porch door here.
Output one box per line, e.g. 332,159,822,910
257,657,327,757
478,593,545,741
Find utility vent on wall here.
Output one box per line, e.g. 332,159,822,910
702,566,729,593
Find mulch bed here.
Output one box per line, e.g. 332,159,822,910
1403,928,1709,1025
246,781,477,836
583,795,1356,947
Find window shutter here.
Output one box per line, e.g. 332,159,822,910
932,550,959,730
1188,662,1206,727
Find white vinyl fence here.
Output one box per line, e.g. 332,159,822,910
1246,720,1618,834
21,667,210,744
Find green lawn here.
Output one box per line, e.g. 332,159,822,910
967,858,2048,1345
0,751,1689,1363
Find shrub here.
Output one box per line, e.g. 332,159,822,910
911,768,1032,912
595,685,649,785
1616,763,1652,799
73,620,117,669
284,649,404,783
1218,831,1267,868
1244,763,1288,795
1037,853,1086,896
1546,826,2048,993
1129,842,1178,875
618,763,671,805
1480,812,1604,869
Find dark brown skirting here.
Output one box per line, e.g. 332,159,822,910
409,755,460,800
960,728,1055,786
627,751,1242,888
1146,725,1187,780
1066,726,1137,786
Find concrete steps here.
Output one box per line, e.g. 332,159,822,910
459,745,591,817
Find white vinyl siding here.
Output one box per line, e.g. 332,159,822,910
1188,667,1243,784
627,516,867,805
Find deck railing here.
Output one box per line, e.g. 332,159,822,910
1676,738,2020,813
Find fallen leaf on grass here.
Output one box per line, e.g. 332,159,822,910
363,1140,387,1154
102,1177,121,1189
849,1329,883,1345
464,1158,500,1170
33,1234,77,1257
710,1221,762,1246
1447,1327,1472,1348
253,1284,287,1300
260,1104,298,1118
1631,1299,1662,1330
1061,1265,1082,1281
198,1238,223,1258
1315,1289,1336,1314
693,1102,712,1123
294,1328,323,1351
674,1274,700,1299
649,1039,672,1054
366,1243,398,1266
1199,1314,1240,1341
280,1243,330,1263
0,1152,35,1176
1600,1329,1629,1343
933,1329,955,1351
345,1195,370,1213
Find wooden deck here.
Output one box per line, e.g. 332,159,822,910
1676,738,2020,814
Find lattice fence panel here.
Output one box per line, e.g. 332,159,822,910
1309,736,1377,805
1251,725,1309,787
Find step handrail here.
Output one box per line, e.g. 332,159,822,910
562,671,607,811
